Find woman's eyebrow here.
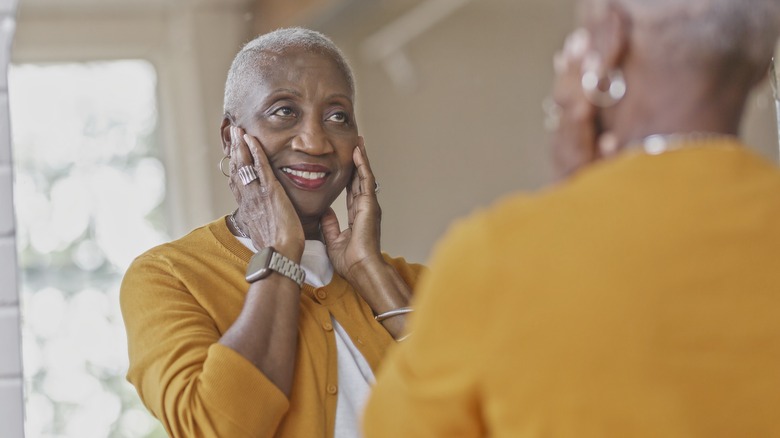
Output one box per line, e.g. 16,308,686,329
268,88,303,97
325,93,352,103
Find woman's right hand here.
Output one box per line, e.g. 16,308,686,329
229,126,305,261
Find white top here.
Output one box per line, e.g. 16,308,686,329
236,237,374,438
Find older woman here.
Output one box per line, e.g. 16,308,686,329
364,0,780,436
121,28,423,438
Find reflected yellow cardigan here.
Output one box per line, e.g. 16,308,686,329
366,139,780,437
121,217,423,438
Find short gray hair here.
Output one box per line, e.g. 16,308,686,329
585,0,780,68
223,27,355,119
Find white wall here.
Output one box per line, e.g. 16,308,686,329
326,0,572,262
317,0,779,263
0,0,23,435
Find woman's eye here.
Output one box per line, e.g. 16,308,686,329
327,112,348,123
272,107,294,117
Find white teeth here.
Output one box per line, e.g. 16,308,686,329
282,168,326,180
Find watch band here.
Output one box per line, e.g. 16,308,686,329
245,247,306,287
268,251,306,287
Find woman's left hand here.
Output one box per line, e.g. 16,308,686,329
320,137,384,284
321,138,413,339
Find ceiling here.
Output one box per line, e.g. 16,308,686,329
17,0,252,13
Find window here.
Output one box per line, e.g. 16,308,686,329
10,60,167,438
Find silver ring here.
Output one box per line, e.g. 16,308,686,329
237,165,258,186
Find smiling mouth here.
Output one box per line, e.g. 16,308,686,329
281,168,327,180
280,166,329,190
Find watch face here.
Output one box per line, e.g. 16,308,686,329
246,247,274,282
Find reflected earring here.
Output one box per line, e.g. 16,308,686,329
581,67,626,108
219,155,230,177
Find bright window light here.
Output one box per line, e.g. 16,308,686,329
10,60,168,438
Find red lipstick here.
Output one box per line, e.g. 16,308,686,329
280,164,330,190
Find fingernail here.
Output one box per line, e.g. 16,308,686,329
230,126,237,148
570,28,589,56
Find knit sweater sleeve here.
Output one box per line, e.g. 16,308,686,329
120,252,290,438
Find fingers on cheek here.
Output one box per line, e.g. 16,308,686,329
242,136,259,162
554,52,565,74
564,28,589,58
352,146,362,165
237,140,253,165
230,126,241,156
555,29,591,83
358,165,374,185
569,100,594,122
243,135,260,156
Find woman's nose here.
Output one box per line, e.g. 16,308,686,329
291,119,334,155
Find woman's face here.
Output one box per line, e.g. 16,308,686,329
226,48,358,220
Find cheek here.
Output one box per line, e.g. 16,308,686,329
261,140,286,159
244,128,286,157
337,151,356,186
332,164,354,194
333,137,356,172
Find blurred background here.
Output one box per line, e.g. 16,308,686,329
6,0,779,436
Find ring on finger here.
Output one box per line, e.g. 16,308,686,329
238,165,258,186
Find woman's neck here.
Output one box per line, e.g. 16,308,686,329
611,96,744,154
301,217,324,242
607,60,747,153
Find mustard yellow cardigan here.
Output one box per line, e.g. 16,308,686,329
365,139,780,437
120,217,424,438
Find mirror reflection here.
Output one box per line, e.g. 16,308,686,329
6,0,779,436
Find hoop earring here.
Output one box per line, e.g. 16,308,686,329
219,155,230,177
581,68,626,108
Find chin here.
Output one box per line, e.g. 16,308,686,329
294,205,329,220
290,195,335,220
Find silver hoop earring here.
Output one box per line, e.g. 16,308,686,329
581,68,626,108
219,155,230,177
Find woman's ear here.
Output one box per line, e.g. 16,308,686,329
588,2,631,71
220,117,233,156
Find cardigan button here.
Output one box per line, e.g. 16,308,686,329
327,384,338,395
316,290,327,300
322,321,333,331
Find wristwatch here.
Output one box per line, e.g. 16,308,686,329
245,247,306,287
